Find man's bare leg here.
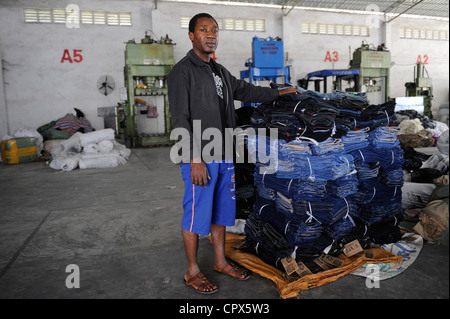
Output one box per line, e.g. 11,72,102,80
211,224,250,280
182,228,217,292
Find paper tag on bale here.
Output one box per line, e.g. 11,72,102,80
281,257,300,276
296,261,313,277
321,254,344,268
313,255,333,271
344,239,363,257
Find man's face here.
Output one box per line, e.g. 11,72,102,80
189,17,219,57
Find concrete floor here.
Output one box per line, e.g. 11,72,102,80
0,146,448,301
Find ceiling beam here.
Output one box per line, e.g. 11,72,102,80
386,0,426,22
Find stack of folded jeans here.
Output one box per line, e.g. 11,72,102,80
277,151,355,181
341,128,370,153
243,87,405,274
250,94,339,142
356,100,398,130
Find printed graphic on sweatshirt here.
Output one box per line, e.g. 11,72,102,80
212,72,223,99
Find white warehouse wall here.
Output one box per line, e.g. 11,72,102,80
0,0,448,138
0,0,155,138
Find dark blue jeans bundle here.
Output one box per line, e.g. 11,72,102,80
243,88,405,270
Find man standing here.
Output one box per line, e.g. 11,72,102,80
168,13,299,294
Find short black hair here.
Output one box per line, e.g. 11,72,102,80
188,13,218,33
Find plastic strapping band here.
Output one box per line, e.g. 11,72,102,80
347,214,356,226
284,221,290,235
306,157,313,179
358,149,365,162
323,240,334,254
259,204,269,216
306,202,321,224
293,101,301,113
291,246,297,258
297,136,318,145
262,171,266,188
369,186,376,201
287,179,293,193
344,156,350,172
384,110,390,125
343,197,350,218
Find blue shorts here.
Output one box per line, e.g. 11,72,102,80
180,161,236,236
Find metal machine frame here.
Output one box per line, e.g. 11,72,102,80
405,62,433,118
240,37,290,106
303,44,391,103
123,35,175,147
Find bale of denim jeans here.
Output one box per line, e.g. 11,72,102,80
251,94,339,142
325,214,356,241
254,170,327,200
277,152,355,181
341,128,370,153
326,172,359,198
295,233,334,263
366,214,403,244
379,165,404,187
293,195,356,226
358,100,396,122
244,213,264,242
352,145,404,169
309,137,345,156
368,126,401,149
353,180,402,205
356,198,403,225
244,237,292,272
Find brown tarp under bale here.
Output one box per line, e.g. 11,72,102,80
218,233,403,299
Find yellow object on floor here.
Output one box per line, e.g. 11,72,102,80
221,233,403,299
1,137,38,164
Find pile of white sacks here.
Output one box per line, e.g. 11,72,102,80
49,129,131,171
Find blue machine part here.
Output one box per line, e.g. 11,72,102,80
307,69,360,79
252,37,284,68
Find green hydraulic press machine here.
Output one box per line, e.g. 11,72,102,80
124,32,175,147
405,62,433,118
349,42,391,102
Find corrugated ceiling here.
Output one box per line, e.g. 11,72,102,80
213,0,449,18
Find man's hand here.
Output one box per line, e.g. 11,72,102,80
190,158,211,187
278,87,302,96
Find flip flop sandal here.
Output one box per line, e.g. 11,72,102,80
214,263,251,281
184,272,219,295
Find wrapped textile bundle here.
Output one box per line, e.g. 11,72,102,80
242,87,405,274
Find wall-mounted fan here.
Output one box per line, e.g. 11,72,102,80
97,75,115,96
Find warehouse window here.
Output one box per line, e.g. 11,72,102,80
224,18,234,30
246,20,255,31
301,22,370,37
180,16,265,32
93,11,106,25
301,22,309,33
399,27,448,41
23,8,131,26
235,19,245,31
52,9,66,24
360,26,369,37
309,23,318,34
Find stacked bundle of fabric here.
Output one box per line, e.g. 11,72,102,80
245,136,358,272
242,86,405,274
250,94,339,142
49,128,131,171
